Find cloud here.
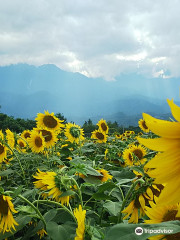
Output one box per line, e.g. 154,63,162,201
0,0,180,80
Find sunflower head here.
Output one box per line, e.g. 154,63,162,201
28,131,45,153
138,119,150,133
115,133,122,139
17,138,27,152
91,129,107,143
36,111,64,131
0,194,18,233
65,123,84,144
145,202,180,239
123,149,134,166
97,119,109,134
34,128,58,148
33,169,73,205
21,130,31,139
123,145,147,166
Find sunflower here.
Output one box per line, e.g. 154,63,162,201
115,133,122,139
0,143,7,163
123,145,147,166
5,129,15,149
17,138,27,152
123,149,133,166
122,193,149,223
34,128,58,148
0,195,18,233
91,129,107,143
125,130,135,135
130,144,147,165
28,131,45,153
96,169,113,182
137,99,180,206
21,130,31,139
36,111,64,131
74,205,86,240
33,169,72,205
97,119,109,134
144,201,180,240
138,119,150,133
65,123,84,144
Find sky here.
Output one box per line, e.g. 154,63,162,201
1,0,180,81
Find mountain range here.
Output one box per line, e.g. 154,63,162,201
0,63,179,126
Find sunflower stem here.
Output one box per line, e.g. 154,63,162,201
32,200,77,223
5,144,28,188
117,178,145,223
71,177,83,208
118,185,125,201
17,195,46,228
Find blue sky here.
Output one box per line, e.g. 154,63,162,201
0,0,180,81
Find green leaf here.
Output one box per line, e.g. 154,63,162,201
0,169,14,176
105,220,180,240
103,201,122,216
84,175,102,184
46,221,70,240
92,193,114,200
116,179,134,185
85,166,102,176
44,209,58,223
12,185,23,198
59,190,76,197
17,206,36,214
0,215,31,240
13,189,38,204
52,210,74,223
110,169,135,182
25,209,58,240
98,182,116,193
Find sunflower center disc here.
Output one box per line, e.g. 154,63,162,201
19,142,25,148
0,144,4,154
35,137,43,147
163,210,180,239
142,121,148,130
96,132,104,140
101,123,107,132
43,116,57,128
133,149,143,160
41,130,52,142
24,133,31,138
0,195,8,215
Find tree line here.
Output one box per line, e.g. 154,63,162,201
0,105,141,134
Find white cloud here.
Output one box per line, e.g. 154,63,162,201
0,0,180,80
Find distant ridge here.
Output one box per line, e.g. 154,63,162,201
0,63,179,125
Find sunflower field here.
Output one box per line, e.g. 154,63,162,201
0,99,180,240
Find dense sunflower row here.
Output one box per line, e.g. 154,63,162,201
0,101,179,240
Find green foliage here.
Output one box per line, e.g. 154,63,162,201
0,113,36,133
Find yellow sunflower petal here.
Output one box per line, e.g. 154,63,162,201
167,99,180,122
142,113,180,138
139,195,146,210
156,179,180,206
137,137,180,151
